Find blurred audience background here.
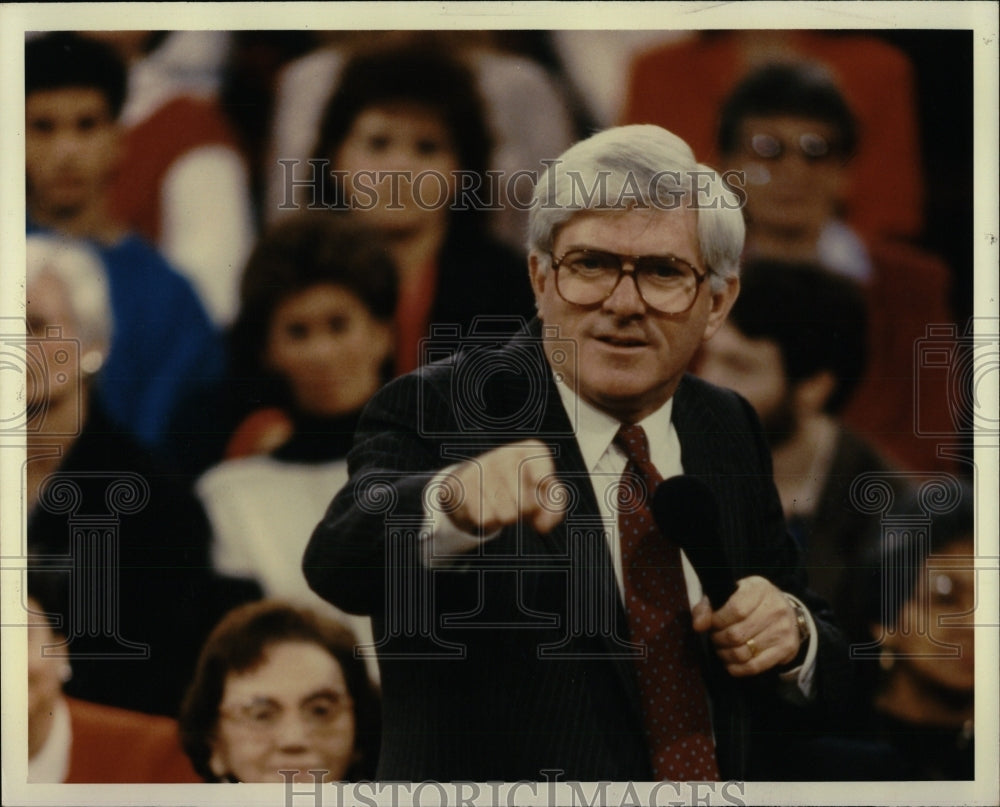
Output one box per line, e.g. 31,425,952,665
18,27,977,783
196,213,398,680
24,233,258,718
25,584,201,783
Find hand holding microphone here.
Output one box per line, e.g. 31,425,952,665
652,476,808,676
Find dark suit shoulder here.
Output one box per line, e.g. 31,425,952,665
673,373,767,442
360,323,566,453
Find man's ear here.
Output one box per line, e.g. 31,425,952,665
101,120,125,186
528,251,547,295
702,276,740,342
528,251,547,317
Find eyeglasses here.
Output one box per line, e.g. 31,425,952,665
219,692,353,736
549,249,708,315
747,132,839,163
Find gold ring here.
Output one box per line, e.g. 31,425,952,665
746,638,758,658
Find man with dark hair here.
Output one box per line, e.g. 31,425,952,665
717,62,955,474
695,258,912,641
25,31,224,469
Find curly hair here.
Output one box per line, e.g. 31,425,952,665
311,36,492,228
179,599,381,782
227,211,398,413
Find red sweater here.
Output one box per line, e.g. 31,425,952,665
64,697,201,783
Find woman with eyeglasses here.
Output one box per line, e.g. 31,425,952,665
179,600,380,783
855,485,976,780
715,61,955,477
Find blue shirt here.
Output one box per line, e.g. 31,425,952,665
28,222,226,452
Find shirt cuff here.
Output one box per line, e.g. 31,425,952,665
419,465,500,567
776,593,818,703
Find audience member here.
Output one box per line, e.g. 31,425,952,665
622,30,924,243
25,32,226,469
693,259,915,639
25,233,255,717
858,486,976,779
197,213,395,676
715,62,955,473
179,599,381,783
25,587,200,783
82,30,254,326
307,39,536,375
267,30,577,251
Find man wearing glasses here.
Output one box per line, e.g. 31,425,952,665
304,124,851,782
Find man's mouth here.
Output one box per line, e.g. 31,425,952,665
595,334,647,348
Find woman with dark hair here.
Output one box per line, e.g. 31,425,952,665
311,38,535,374
196,212,396,677
855,484,976,779
179,599,380,782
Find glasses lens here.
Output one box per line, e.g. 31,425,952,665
228,699,281,730
556,250,622,305
799,133,831,160
555,250,702,314
301,693,351,730
635,257,700,313
750,133,782,159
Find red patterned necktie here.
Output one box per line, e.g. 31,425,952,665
615,423,720,781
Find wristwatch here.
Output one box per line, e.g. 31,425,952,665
779,595,810,670
785,595,810,644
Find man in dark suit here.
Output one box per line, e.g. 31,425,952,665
304,124,852,782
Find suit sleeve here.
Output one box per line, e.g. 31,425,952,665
303,367,458,615
732,392,854,720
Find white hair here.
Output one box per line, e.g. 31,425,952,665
26,233,112,357
527,125,745,292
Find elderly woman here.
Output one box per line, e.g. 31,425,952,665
25,233,237,717
179,599,380,782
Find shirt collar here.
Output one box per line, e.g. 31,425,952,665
553,374,675,472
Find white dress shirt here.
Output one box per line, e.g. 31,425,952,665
28,696,71,783
420,374,817,698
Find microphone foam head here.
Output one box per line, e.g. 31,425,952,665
652,475,719,542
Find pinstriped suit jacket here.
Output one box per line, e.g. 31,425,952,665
304,321,851,781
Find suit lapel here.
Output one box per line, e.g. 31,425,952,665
671,375,742,572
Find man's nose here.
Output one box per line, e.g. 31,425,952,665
52,131,84,161
601,266,647,316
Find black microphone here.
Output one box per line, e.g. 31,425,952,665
651,476,737,609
